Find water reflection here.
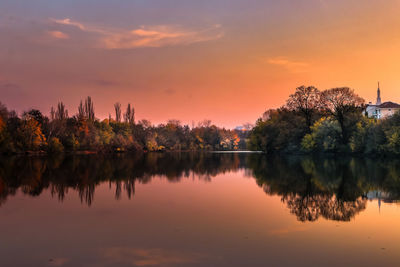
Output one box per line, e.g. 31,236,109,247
250,155,400,221
1,153,400,222
0,153,247,206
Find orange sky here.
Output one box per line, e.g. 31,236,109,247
1,0,400,127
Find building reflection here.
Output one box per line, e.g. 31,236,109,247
1,153,400,222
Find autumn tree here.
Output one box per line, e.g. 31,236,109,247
17,118,47,151
23,109,45,126
286,85,322,131
321,87,365,144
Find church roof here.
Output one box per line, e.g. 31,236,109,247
378,101,400,109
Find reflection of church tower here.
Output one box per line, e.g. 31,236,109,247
376,82,382,105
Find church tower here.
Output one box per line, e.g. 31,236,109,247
376,82,382,105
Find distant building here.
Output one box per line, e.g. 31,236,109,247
365,83,400,119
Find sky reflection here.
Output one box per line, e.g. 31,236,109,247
1,153,400,266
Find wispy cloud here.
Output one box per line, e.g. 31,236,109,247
52,18,86,30
48,31,69,39
266,57,309,73
50,18,223,49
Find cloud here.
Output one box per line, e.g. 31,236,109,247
103,24,223,49
52,18,85,30
266,57,309,73
48,31,69,39
50,18,223,49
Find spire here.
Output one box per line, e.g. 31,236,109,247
376,81,382,105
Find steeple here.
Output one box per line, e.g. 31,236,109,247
376,82,382,105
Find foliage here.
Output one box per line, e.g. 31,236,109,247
0,99,249,154
249,85,400,155
286,85,322,131
48,137,64,153
300,118,342,153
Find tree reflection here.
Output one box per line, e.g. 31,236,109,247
0,152,247,206
283,194,366,222
1,153,400,222
249,155,400,222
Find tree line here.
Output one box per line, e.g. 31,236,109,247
249,86,400,154
0,97,249,154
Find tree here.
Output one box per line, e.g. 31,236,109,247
56,102,68,120
114,102,122,122
321,87,364,144
198,119,212,128
138,119,152,129
77,97,95,121
302,118,342,152
248,108,305,153
286,86,322,131
78,100,85,119
84,96,95,121
0,102,8,120
124,103,135,124
48,137,64,153
17,118,47,151
23,109,45,126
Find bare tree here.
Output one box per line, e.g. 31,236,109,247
124,103,135,124
286,86,322,131
114,102,121,122
77,97,95,120
50,107,55,121
78,101,85,119
84,96,95,121
55,102,68,120
321,87,364,143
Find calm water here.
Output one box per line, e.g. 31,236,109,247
1,153,400,267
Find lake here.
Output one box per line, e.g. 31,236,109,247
1,152,400,266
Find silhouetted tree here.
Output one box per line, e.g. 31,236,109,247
114,102,122,122
286,85,322,131
84,96,95,121
56,102,68,120
124,103,135,124
321,87,364,144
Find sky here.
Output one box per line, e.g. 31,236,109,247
1,0,400,128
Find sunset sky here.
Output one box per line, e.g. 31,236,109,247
1,0,400,127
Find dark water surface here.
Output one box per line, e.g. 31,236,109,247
1,152,400,266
